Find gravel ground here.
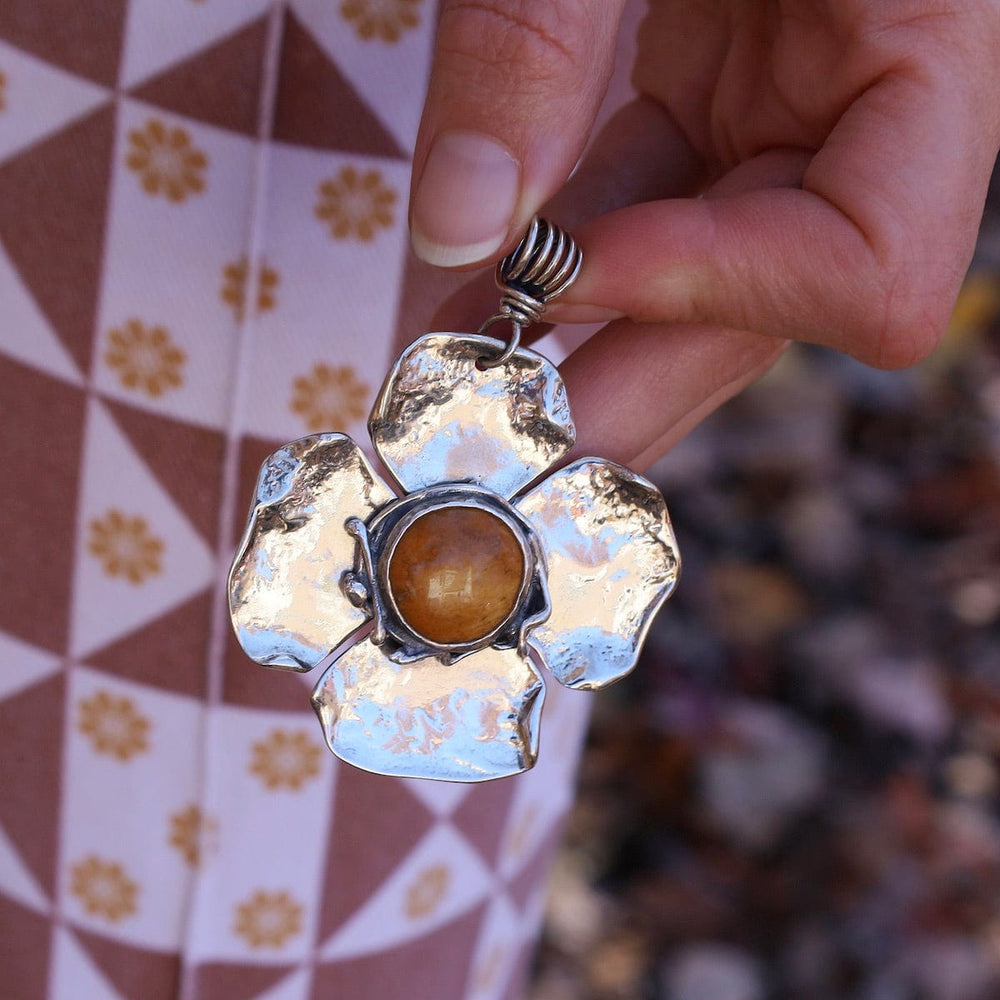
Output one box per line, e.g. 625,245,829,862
530,170,1000,1000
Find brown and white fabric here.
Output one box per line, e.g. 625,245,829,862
0,4,592,997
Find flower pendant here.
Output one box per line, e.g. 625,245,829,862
229,220,680,781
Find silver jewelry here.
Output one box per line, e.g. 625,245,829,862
229,219,680,782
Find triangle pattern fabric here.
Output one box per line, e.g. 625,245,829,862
0,241,83,384
450,776,519,869
0,40,111,165
0,104,115,375
288,0,434,155
397,773,472,819
312,902,486,1000
0,892,52,998
317,764,435,943
0,356,86,653
272,11,403,158
221,624,314,712
118,0,271,90
191,962,298,1000
0,0,127,88
104,400,226,547
128,18,268,137
504,820,566,914
0,630,64,703
499,940,537,1000
231,435,284,546
73,927,182,1000
320,823,494,961
48,927,126,1000
0,821,50,913
254,967,314,1000
497,778,572,884
70,399,215,660
83,589,211,699
464,894,524,1000
390,246,471,357
0,673,65,900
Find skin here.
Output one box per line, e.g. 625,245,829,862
409,0,1000,469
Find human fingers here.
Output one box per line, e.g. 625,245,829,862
426,106,792,470
554,60,1000,369
409,0,626,268
561,318,786,471
560,144,803,467
428,96,703,335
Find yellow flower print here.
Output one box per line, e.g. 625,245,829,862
404,863,449,919
315,166,396,241
168,804,217,866
340,0,422,43
234,890,303,949
70,856,139,922
221,257,280,321
88,509,164,584
105,319,185,397
504,802,540,861
125,117,207,202
249,729,322,790
473,945,506,993
0,71,8,112
78,690,151,760
290,363,369,432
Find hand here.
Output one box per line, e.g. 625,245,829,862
408,1,1000,468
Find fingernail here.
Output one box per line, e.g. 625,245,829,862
411,130,519,267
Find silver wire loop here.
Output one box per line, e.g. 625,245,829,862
476,316,522,367
478,217,582,368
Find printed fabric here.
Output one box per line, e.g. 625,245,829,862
0,4,592,998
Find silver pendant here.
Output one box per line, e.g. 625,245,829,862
229,219,680,782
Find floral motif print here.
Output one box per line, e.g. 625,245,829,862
104,318,185,397
88,509,164,584
70,856,139,922
125,117,207,202
168,804,217,866
78,690,151,760
504,802,540,861
290,363,369,432
234,890,303,948
315,166,396,241
473,945,506,993
221,257,279,321
0,71,7,112
340,0,422,43
249,729,322,790
404,863,449,919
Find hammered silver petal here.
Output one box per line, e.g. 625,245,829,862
311,638,545,781
516,458,680,689
229,434,395,672
369,334,575,498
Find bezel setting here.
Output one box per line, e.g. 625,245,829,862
342,482,551,664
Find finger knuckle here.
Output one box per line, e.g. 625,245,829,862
438,0,592,93
860,251,955,369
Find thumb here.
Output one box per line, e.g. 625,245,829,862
409,0,624,268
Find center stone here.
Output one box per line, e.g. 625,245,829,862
386,505,526,646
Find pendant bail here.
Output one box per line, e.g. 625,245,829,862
478,217,583,368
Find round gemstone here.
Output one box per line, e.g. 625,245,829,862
386,506,526,646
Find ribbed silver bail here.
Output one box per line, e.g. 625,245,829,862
478,217,583,368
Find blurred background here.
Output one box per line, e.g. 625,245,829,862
529,170,1000,1000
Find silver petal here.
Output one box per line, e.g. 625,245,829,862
311,638,545,781
516,458,680,689
229,434,395,672
369,334,575,498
